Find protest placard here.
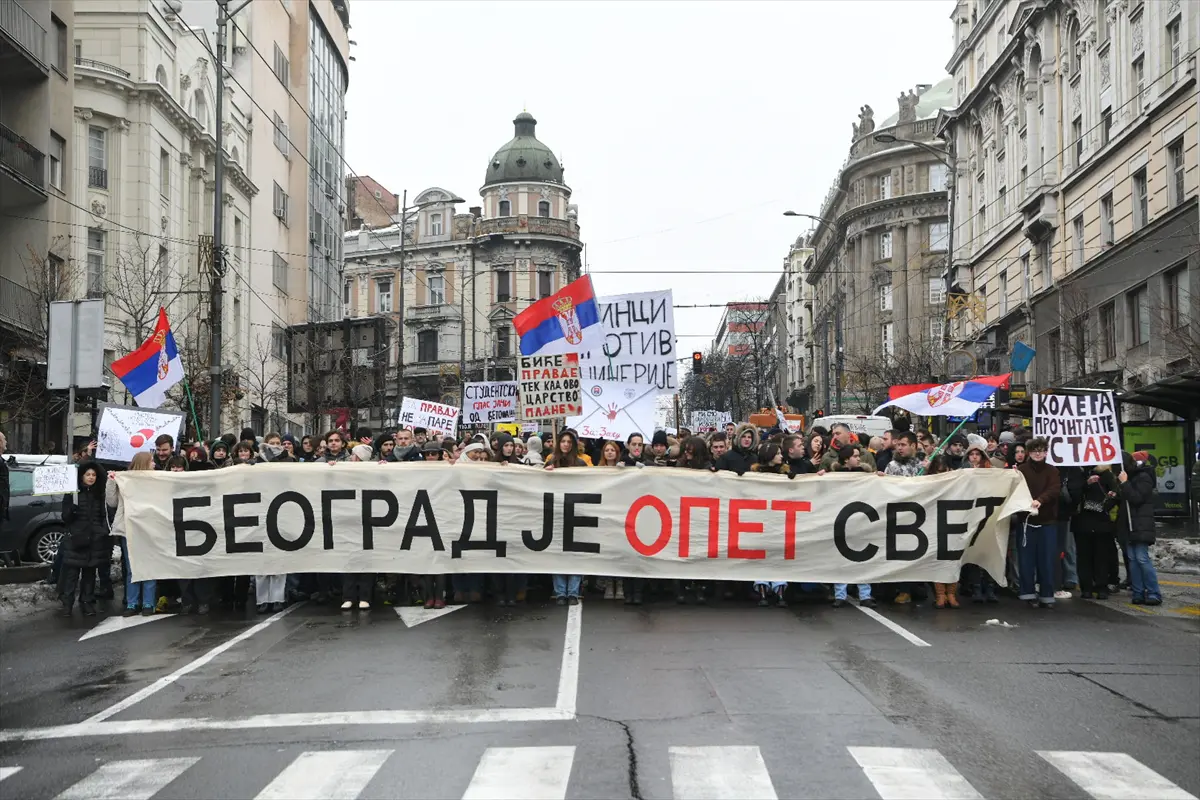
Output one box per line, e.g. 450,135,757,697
690,409,732,433
462,381,519,425
33,464,77,495
494,422,521,437
95,404,185,463
566,381,658,441
579,290,677,393
397,398,460,438
1032,391,1121,466
518,353,581,419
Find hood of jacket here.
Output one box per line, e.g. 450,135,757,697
733,423,760,456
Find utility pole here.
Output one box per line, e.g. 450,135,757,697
209,0,229,439
394,189,407,414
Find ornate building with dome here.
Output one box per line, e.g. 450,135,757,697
342,111,583,417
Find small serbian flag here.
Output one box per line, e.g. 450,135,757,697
873,374,1011,417
513,274,602,356
111,307,184,408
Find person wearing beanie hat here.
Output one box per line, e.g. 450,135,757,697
280,433,299,460
645,429,675,467
998,430,1016,444
523,435,544,466
350,444,374,462
210,440,230,468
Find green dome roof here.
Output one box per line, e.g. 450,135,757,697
483,112,565,188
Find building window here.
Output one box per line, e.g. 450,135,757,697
48,132,64,189
999,270,1009,315
498,199,511,216
538,270,552,299
417,330,438,363
155,64,168,86
1100,302,1116,359
87,127,107,188
428,273,445,305
928,277,946,305
273,42,289,85
537,200,550,218
928,163,949,192
1131,57,1144,116
1095,0,1108,44
1168,139,1185,208
1047,329,1062,381
86,229,105,297
271,325,286,360
880,322,894,359
496,270,511,302
879,284,893,311
343,281,351,308
273,182,288,224
1068,16,1082,74
1039,237,1052,289
1071,117,1083,167
1132,169,1148,229
878,173,892,200
1072,215,1085,269
273,112,289,157
1128,285,1150,346
159,148,170,197
1100,193,1114,245
877,231,892,260
194,90,207,131
233,217,243,265
1167,17,1182,83
272,252,288,292
429,213,442,236
376,279,393,313
1164,266,1187,329
1021,253,1031,298
1099,108,1112,148
496,326,511,358
928,221,948,251
929,316,942,342
50,14,67,72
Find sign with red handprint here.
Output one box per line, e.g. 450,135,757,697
565,380,659,441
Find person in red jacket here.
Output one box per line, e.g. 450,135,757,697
1017,438,1060,608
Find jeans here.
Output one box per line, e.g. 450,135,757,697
341,573,373,604
1017,522,1057,603
255,574,286,604
833,583,873,601
1060,520,1078,587
754,581,787,593
121,545,157,609
553,574,582,598
1125,543,1162,601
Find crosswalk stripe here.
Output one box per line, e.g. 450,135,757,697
669,745,778,800
255,749,393,800
461,746,576,800
55,757,198,800
0,767,22,782
1037,751,1199,800
848,747,983,800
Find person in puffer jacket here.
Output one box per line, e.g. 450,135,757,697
1117,450,1161,605
60,460,111,617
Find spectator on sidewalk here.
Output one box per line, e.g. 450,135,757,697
1118,451,1162,606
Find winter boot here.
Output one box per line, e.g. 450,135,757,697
933,583,947,609
946,583,960,608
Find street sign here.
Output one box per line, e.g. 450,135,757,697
46,300,106,389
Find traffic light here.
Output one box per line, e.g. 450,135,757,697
692,351,703,374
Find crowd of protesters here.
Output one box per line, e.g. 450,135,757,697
47,417,1164,617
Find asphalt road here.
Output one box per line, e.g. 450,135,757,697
1,583,1198,800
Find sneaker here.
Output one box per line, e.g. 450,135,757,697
555,597,566,606
859,598,877,608
433,599,446,609
567,596,580,606
123,607,138,617
894,592,912,605
142,606,155,616
340,600,352,610
603,584,615,600
1053,590,1072,599
831,599,847,608
614,583,625,601
358,601,370,610
1144,597,1162,606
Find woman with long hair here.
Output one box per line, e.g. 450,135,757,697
750,443,789,607
108,453,157,616
546,431,586,605
595,440,622,467
677,436,712,470
806,433,826,472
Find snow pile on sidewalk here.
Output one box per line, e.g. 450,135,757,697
0,581,59,619
1153,539,1200,573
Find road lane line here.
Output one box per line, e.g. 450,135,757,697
55,757,198,800
1038,751,1198,800
0,766,22,782
461,746,575,800
255,749,392,799
669,745,778,799
554,602,582,715
848,747,982,799
854,604,932,647
83,602,305,724
1160,580,1200,588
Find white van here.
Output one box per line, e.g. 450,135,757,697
808,415,893,440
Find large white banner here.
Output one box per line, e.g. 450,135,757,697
579,290,677,394
95,404,185,463
565,381,658,441
462,381,519,425
118,466,1032,583
1032,392,1121,466
397,398,460,438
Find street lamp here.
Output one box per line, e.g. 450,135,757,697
394,190,465,420
872,132,954,168
782,210,837,226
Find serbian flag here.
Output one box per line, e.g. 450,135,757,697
513,274,602,356
111,308,184,408
873,374,1010,417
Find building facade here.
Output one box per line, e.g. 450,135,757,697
807,79,955,414
345,174,398,231
0,0,75,452
782,234,815,410
939,0,1197,408
342,112,584,424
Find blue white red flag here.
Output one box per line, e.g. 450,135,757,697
513,274,602,356
873,374,1010,417
111,307,184,408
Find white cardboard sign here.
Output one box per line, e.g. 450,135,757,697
33,464,77,495
397,398,460,439
95,405,185,463
1032,392,1122,466
579,290,677,394
462,381,519,425
565,381,658,441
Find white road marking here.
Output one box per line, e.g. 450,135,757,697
83,602,304,724
55,757,198,800
255,749,393,800
395,605,466,627
0,766,22,782
462,746,576,800
555,602,582,714
848,746,983,799
669,745,778,800
1038,750,1199,800
854,603,932,647
79,613,175,641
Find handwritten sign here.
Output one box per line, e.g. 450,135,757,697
690,409,733,433
566,381,658,441
518,353,582,419
1032,392,1121,466
33,464,77,495
463,381,519,425
579,290,677,393
397,398,460,439
96,404,185,463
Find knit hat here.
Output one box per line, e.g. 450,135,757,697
998,431,1016,444
351,444,373,462
966,434,988,452
651,430,669,448
526,436,543,455
1132,450,1150,464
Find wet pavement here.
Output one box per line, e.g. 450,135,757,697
1,587,1198,799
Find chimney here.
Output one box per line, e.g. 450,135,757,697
469,206,482,219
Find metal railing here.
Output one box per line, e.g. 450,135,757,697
0,274,38,333
88,166,108,189
74,56,130,78
0,120,45,190
0,0,47,66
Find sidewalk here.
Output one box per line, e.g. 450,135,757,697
1090,570,1200,622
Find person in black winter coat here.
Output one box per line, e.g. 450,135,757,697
1117,450,1162,605
1072,465,1119,599
59,461,111,616
713,424,759,475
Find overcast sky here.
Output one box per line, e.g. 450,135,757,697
345,0,954,349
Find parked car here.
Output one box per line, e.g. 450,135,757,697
0,466,67,564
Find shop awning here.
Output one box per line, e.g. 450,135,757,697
1117,370,1200,419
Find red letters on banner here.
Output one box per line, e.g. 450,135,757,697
625,495,814,561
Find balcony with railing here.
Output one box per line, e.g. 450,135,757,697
0,120,45,198
473,215,581,241
0,273,38,335
75,56,130,79
0,0,47,76
88,166,108,189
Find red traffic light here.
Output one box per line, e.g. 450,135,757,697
692,351,703,374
